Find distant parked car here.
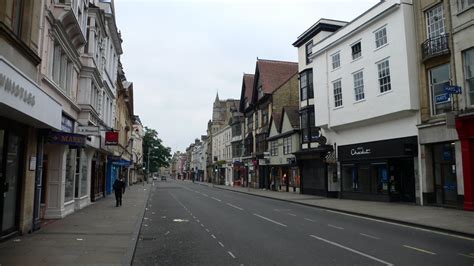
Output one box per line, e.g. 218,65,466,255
161,176,166,181
152,176,157,180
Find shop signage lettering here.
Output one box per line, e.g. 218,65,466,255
0,72,36,106
435,93,450,104
443,85,462,94
47,131,86,146
350,147,371,156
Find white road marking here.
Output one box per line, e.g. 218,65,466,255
457,253,474,259
201,224,204,227
196,219,200,223
212,197,222,202
253,213,287,227
325,209,474,241
227,203,244,211
205,229,210,233
211,234,216,239
218,241,224,248
202,193,209,197
288,213,297,217
360,233,380,240
310,235,393,266
304,218,316,222
328,224,344,230
403,245,436,255
228,251,236,259
164,231,170,236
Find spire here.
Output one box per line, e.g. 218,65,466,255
215,91,220,102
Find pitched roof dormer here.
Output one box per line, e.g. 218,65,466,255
239,73,255,113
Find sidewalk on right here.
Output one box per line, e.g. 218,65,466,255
208,183,474,237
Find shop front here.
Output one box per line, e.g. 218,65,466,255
338,136,418,202
456,114,474,211
1,57,61,236
294,146,332,197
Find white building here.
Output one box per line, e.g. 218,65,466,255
297,0,420,202
212,125,233,185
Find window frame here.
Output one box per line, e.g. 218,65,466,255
306,40,313,64
426,4,445,39
299,69,314,101
333,79,343,107
331,52,340,70
270,141,278,156
463,48,474,106
374,27,387,48
351,42,362,60
377,59,392,93
429,63,452,115
458,0,474,11
353,70,365,101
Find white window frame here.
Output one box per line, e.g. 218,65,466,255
374,27,387,48
353,70,365,101
333,79,343,107
270,141,278,156
331,52,340,69
283,136,292,155
458,0,474,12
306,40,313,64
429,63,452,115
351,42,362,60
377,59,391,93
426,4,445,39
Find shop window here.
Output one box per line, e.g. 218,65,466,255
80,150,88,197
342,163,387,194
64,148,75,203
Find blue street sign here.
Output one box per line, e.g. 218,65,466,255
443,85,462,94
435,93,450,104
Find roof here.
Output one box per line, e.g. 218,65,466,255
282,106,300,130
239,73,255,112
255,59,298,95
270,112,283,134
292,19,347,47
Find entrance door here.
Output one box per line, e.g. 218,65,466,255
0,130,23,236
398,159,416,202
433,143,457,206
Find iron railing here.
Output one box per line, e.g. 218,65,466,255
422,33,450,61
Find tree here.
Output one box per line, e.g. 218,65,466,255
143,127,171,172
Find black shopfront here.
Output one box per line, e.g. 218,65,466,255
338,136,418,202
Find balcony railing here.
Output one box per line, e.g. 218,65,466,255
422,33,450,61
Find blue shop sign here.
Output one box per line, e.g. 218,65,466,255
443,85,462,94
435,93,450,104
112,159,132,166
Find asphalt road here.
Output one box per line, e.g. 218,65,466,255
132,179,474,266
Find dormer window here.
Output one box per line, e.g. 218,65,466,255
306,40,313,64
258,86,264,99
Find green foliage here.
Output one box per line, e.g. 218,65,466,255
143,127,171,172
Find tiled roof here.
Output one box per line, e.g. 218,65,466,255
244,74,254,102
282,106,300,130
271,112,283,133
256,59,298,94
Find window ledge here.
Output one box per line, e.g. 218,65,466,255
333,105,344,110
457,5,474,16
354,98,366,104
331,66,341,72
374,43,389,52
351,56,363,63
377,89,393,97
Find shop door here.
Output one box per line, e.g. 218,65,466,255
433,143,457,206
0,130,23,236
398,159,416,202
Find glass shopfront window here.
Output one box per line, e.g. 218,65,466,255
80,150,88,197
342,163,388,194
64,148,76,203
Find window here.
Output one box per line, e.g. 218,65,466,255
458,0,474,11
342,163,388,194
377,59,391,93
375,27,387,48
306,41,313,64
426,4,445,38
262,108,269,126
353,71,365,101
52,44,61,84
258,86,264,99
299,69,313,101
247,114,253,132
331,52,340,69
64,147,75,202
300,107,318,144
351,42,362,60
429,64,452,115
255,111,259,129
333,79,343,107
270,141,278,156
283,136,292,155
464,49,474,105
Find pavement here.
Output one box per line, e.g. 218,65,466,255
194,181,474,237
0,182,152,266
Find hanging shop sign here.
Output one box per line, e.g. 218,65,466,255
105,131,119,145
47,131,86,147
76,125,100,136
435,93,450,104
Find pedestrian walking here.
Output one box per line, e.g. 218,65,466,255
113,177,126,207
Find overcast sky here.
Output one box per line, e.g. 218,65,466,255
114,0,380,153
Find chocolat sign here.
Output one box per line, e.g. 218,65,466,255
338,136,418,161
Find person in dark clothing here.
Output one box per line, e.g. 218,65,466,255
113,177,126,207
